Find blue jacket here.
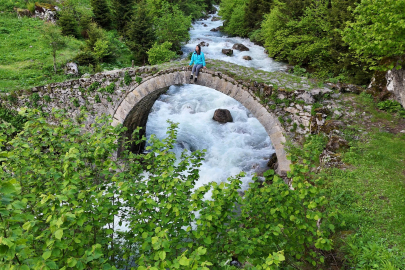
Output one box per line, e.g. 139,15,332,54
189,51,206,66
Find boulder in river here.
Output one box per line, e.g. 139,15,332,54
211,16,221,21
243,55,252,61
203,23,208,27
232,43,249,51
210,27,220,32
213,109,233,123
222,49,233,56
199,41,209,47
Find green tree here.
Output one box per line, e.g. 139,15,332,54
112,0,134,32
90,0,112,29
154,3,191,51
243,0,273,32
42,23,66,73
126,1,156,64
343,0,405,69
147,41,176,65
58,7,78,37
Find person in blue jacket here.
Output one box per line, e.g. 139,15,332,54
189,44,206,83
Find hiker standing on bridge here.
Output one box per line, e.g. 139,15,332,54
189,44,206,83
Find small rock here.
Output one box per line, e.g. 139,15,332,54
211,16,221,21
203,23,208,27
400,130,405,133
267,153,278,170
210,27,220,32
65,62,78,76
221,49,233,56
199,41,209,47
243,55,252,61
284,107,299,114
296,91,315,104
213,109,233,123
232,43,249,51
333,110,343,119
326,136,349,152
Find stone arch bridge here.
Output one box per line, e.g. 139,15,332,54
1,60,323,176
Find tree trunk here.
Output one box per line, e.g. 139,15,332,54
53,51,57,73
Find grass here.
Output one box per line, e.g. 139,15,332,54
318,93,405,268
0,14,83,93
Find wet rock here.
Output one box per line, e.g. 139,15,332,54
199,41,209,47
267,153,278,170
326,136,349,152
222,49,233,56
213,109,233,123
210,27,220,32
203,23,208,27
211,16,221,21
329,83,363,94
232,43,249,51
65,62,79,76
243,55,252,61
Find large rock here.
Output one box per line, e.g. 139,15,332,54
199,41,209,47
65,62,79,76
213,109,233,123
14,8,31,17
222,49,233,56
386,68,405,108
326,136,349,152
211,16,221,21
243,55,252,61
232,43,249,52
34,2,59,22
210,27,220,32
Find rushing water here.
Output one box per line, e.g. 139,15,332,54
181,8,286,72
145,8,285,190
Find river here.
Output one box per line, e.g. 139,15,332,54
145,8,286,190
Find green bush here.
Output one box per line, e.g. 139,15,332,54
147,42,176,65
0,110,335,269
135,76,142,84
95,94,101,103
88,81,101,92
377,100,405,117
124,71,132,85
105,82,115,94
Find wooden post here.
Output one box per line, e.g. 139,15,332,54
132,60,134,68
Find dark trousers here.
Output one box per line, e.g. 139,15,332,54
191,64,203,77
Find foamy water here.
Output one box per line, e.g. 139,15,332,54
145,85,274,190
181,8,287,72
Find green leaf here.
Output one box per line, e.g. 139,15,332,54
55,229,63,240
1,181,16,194
179,256,189,266
42,250,52,260
159,251,166,260
67,257,77,267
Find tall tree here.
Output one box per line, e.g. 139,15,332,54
112,0,134,32
58,7,78,37
126,1,155,64
90,0,112,29
243,0,272,32
42,23,66,73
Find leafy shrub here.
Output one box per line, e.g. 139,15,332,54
0,110,335,269
43,95,51,103
147,41,176,65
73,50,97,66
0,106,27,131
293,66,308,77
95,94,101,103
124,71,132,85
72,97,80,107
88,81,101,92
377,100,405,117
29,93,40,107
105,82,115,94
135,76,142,84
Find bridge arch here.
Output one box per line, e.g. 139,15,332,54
112,70,290,175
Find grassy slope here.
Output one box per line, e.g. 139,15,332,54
323,93,405,268
0,14,83,92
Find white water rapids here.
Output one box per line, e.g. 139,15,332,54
145,8,286,190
